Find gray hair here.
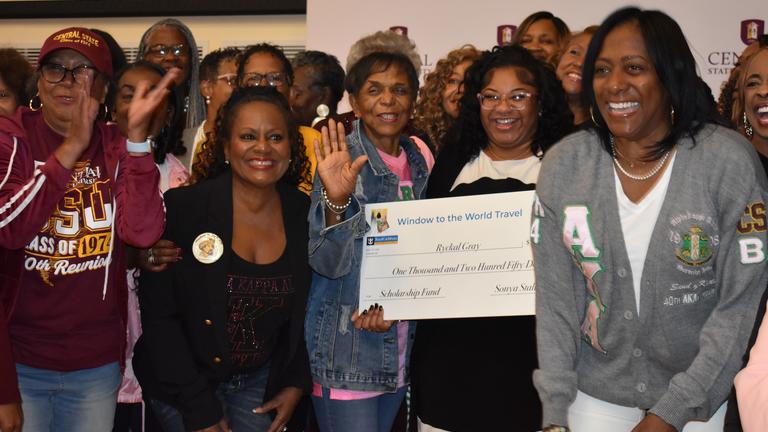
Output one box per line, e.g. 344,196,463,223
137,18,204,129
345,30,421,72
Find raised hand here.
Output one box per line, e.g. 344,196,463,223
313,119,368,205
126,67,180,144
55,73,101,169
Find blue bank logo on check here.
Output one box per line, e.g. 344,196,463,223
367,235,399,246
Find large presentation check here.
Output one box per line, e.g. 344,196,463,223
359,190,536,320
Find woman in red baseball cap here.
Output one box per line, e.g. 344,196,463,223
0,27,177,432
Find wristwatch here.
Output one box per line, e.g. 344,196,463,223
126,138,152,153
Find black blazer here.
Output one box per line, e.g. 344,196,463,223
133,171,312,431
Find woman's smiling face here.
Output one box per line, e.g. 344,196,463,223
593,21,669,144
743,49,768,143
349,64,414,150
478,66,538,155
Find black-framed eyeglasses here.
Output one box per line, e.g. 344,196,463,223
242,72,286,88
477,91,536,110
40,63,96,84
147,44,187,58
217,73,238,87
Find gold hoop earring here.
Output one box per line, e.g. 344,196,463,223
28,92,42,111
744,112,754,139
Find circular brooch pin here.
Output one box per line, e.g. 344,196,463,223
192,232,224,264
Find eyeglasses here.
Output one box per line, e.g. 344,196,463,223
40,63,96,84
217,73,238,87
477,91,536,110
242,72,286,88
147,44,187,58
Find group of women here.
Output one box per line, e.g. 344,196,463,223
1,5,768,432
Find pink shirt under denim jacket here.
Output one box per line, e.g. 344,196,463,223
311,136,433,400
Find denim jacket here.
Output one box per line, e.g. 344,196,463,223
306,120,429,392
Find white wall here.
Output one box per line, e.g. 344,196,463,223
307,0,766,100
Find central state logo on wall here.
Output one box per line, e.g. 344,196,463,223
741,19,765,45
497,25,517,46
675,226,713,266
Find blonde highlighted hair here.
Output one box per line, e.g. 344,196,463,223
413,45,480,151
730,36,768,137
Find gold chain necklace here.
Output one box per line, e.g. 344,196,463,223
484,144,532,161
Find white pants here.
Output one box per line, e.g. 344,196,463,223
568,391,726,432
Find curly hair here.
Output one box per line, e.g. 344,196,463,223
717,69,741,128
190,86,310,188
345,30,421,72
0,48,32,108
729,35,768,135
444,45,573,165
413,45,480,151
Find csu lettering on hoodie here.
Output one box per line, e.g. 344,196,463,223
738,201,768,265
23,158,113,284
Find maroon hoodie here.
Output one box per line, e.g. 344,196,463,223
0,108,164,403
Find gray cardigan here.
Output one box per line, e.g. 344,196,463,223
532,125,768,431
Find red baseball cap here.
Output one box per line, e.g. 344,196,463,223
38,27,113,77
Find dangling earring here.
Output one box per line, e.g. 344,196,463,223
589,106,601,126
670,106,675,125
102,104,110,121
184,96,190,113
744,112,754,139
205,95,211,105
311,104,330,127
28,92,42,111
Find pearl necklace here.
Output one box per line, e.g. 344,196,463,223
610,135,670,181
